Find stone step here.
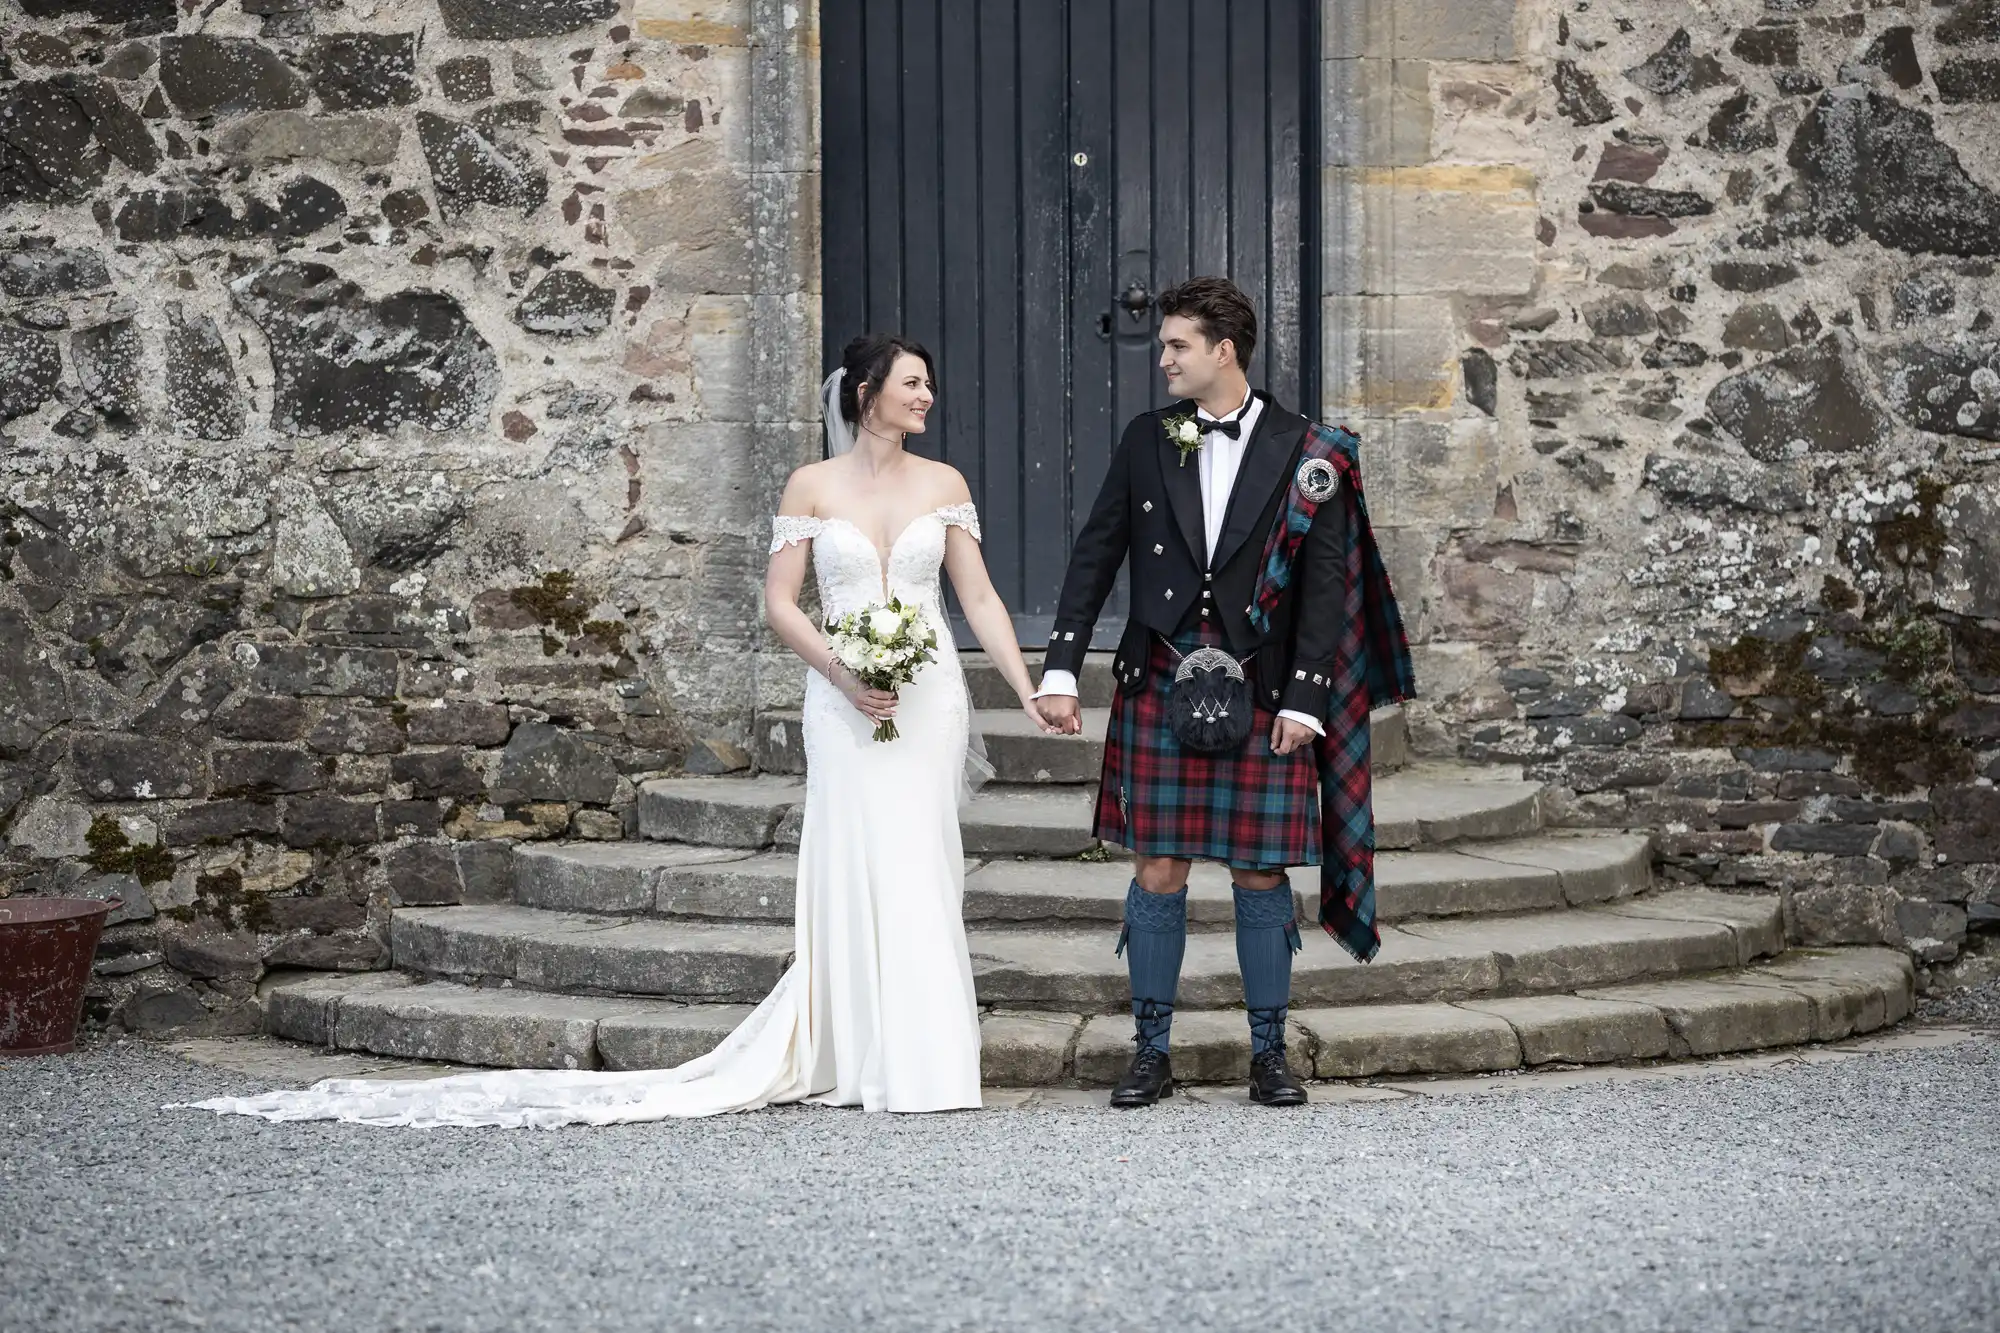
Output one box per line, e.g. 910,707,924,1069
385,889,1780,1012
962,651,1117,709
636,763,1539,855
512,832,1653,928
753,704,1409,781
264,946,1914,1083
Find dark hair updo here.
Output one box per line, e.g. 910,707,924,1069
838,334,938,425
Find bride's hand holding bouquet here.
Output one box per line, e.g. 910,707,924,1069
825,597,938,741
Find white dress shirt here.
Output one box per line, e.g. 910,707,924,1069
1035,389,1324,739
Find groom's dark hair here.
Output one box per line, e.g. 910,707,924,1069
1156,276,1257,372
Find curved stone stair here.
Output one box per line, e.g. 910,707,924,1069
262,658,1917,1085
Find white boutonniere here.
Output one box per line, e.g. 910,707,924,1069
1162,412,1203,468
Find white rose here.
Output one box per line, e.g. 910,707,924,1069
868,608,901,639
837,642,868,671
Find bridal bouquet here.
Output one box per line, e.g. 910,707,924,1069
826,597,938,741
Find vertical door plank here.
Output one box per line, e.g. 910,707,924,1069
1149,0,1191,301
821,0,866,382
1018,0,1070,622
1229,0,1270,393
1265,0,1308,410
862,1,905,334
1189,2,1231,278
898,0,944,460
977,0,1025,610
938,0,984,495
1068,0,1115,560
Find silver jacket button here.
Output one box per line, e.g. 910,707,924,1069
1164,588,1174,600
1153,544,1164,555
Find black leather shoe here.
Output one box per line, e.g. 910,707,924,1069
1109,1048,1175,1108
1248,1049,1308,1106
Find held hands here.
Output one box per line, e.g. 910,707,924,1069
1035,694,1084,736
1020,696,1064,735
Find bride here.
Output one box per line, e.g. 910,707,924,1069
181,333,1053,1126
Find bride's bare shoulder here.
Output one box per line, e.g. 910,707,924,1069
778,459,838,514
909,456,973,506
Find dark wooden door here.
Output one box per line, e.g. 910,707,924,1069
822,0,1319,646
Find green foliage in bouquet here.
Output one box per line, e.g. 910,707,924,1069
825,597,939,741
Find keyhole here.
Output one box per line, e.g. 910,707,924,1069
1072,152,1089,167
1096,311,1112,341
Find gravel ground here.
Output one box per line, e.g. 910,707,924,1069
1918,976,2000,1027
4,1036,1999,1333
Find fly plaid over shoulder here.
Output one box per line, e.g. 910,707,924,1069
1248,423,1417,963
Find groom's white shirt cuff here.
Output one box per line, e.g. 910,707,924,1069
1034,669,1325,738
1032,669,1079,700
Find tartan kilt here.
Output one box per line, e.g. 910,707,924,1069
1094,622,1321,870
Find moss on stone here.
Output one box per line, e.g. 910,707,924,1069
1821,576,1858,613
193,866,275,933
509,569,589,635
84,815,176,885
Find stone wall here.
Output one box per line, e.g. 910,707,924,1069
1337,0,2000,989
5,0,1999,1038
0,0,820,1033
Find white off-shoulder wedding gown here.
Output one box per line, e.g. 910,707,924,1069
181,505,987,1126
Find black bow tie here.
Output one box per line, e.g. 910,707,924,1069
1200,415,1243,439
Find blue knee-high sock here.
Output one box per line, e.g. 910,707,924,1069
1116,880,1187,1056
1235,879,1303,1057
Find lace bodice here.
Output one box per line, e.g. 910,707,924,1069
770,504,980,621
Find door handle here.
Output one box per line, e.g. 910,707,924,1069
1118,282,1152,321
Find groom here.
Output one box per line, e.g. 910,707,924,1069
1036,277,1414,1108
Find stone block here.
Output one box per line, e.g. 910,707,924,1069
214,111,402,166
515,270,615,337
232,263,497,435
1578,979,1815,1057
72,734,203,801
214,746,328,796
1326,167,1540,299
1458,995,1671,1064
329,984,605,1070
492,723,620,805
597,1006,750,1070
436,54,495,104
1296,1003,1521,1078
617,170,753,292
1323,57,1433,168
215,695,310,742
163,305,245,441
249,644,399,697
159,36,307,116
165,799,282,845
282,797,379,848
308,32,419,110
979,1011,1078,1087
1326,0,1518,60
1790,883,1901,948
440,0,619,40
162,925,261,980
1,247,109,299
457,841,517,904
1075,1011,1262,1086
403,700,513,747
390,750,484,800
1323,296,1460,413
384,842,465,907
306,706,406,756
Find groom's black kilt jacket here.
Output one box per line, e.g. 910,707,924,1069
1044,394,1348,720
